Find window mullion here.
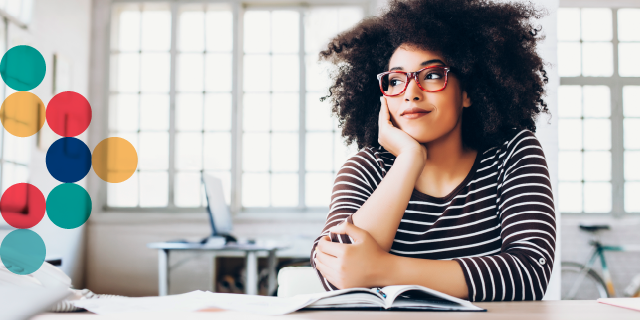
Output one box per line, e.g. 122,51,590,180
611,8,624,216
168,1,178,209
232,2,242,214
298,7,306,210
136,4,143,207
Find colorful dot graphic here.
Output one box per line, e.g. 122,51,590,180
0,91,46,137
92,137,138,183
46,137,92,183
46,91,92,137
0,45,138,275
0,183,46,229
47,183,92,230
0,45,46,91
0,229,46,275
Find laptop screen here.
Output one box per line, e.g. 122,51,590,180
202,174,233,236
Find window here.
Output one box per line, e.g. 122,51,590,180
107,1,370,212
0,3,35,224
1,17,31,193
558,6,640,215
108,3,172,208
0,0,33,25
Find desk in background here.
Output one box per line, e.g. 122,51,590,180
147,242,287,296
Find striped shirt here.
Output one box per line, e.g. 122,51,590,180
310,129,556,301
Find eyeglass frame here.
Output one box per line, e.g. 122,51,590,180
376,65,452,97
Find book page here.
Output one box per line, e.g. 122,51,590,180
390,290,475,310
306,292,385,308
381,285,483,311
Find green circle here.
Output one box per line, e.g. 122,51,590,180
0,229,46,275
46,183,92,229
0,45,46,91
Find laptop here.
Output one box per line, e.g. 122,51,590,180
201,174,236,244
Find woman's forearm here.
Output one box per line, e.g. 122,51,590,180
351,149,424,251
379,253,469,299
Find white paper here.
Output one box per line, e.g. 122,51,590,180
73,291,316,315
72,291,214,314
598,298,640,312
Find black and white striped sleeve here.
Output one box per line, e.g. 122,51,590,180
453,130,557,301
310,147,387,291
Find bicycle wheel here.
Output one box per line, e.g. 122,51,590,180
561,262,609,300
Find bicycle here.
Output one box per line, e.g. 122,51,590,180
561,223,640,300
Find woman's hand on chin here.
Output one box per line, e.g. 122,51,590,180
378,96,427,163
314,220,391,289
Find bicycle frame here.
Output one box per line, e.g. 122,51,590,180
568,240,640,298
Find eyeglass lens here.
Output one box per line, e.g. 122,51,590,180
380,68,446,95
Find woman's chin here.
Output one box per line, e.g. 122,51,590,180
404,131,435,144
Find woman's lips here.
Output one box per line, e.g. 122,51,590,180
402,112,430,119
401,107,432,119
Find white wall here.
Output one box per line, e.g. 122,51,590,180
0,0,92,287
529,0,561,300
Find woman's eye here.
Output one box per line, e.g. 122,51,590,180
389,79,404,87
425,72,443,80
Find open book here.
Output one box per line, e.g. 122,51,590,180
73,285,484,315
302,285,484,312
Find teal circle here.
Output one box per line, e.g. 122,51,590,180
0,45,46,91
46,183,92,229
0,229,46,275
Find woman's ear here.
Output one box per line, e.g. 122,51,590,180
462,91,472,108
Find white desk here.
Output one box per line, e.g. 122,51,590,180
147,242,287,296
32,300,640,319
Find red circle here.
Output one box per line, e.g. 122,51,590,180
0,183,46,229
46,91,92,137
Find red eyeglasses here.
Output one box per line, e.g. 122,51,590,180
376,65,451,97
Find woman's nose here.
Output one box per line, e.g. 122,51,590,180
404,75,423,102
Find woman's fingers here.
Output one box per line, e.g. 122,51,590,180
315,249,339,270
317,237,345,257
314,256,339,286
378,96,391,127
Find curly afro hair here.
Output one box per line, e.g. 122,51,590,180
319,0,550,151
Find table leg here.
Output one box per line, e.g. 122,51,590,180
158,249,169,296
210,253,217,292
245,251,258,295
267,250,277,296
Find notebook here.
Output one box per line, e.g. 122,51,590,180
301,285,484,312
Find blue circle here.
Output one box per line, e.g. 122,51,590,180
46,137,92,183
0,229,46,275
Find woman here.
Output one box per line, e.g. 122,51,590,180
310,0,555,302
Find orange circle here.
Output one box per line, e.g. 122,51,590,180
92,137,138,183
0,92,45,137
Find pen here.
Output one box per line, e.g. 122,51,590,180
376,288,387,298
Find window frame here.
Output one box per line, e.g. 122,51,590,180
559,0,640,217
0,17,10,193
0,6,34,227
104,0,377,214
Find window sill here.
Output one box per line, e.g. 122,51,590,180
89,211,327,225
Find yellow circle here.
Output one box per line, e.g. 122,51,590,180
0,91,45,137
92,137,138,183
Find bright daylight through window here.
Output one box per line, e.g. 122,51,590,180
557,7,640,214
107,2,366,212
